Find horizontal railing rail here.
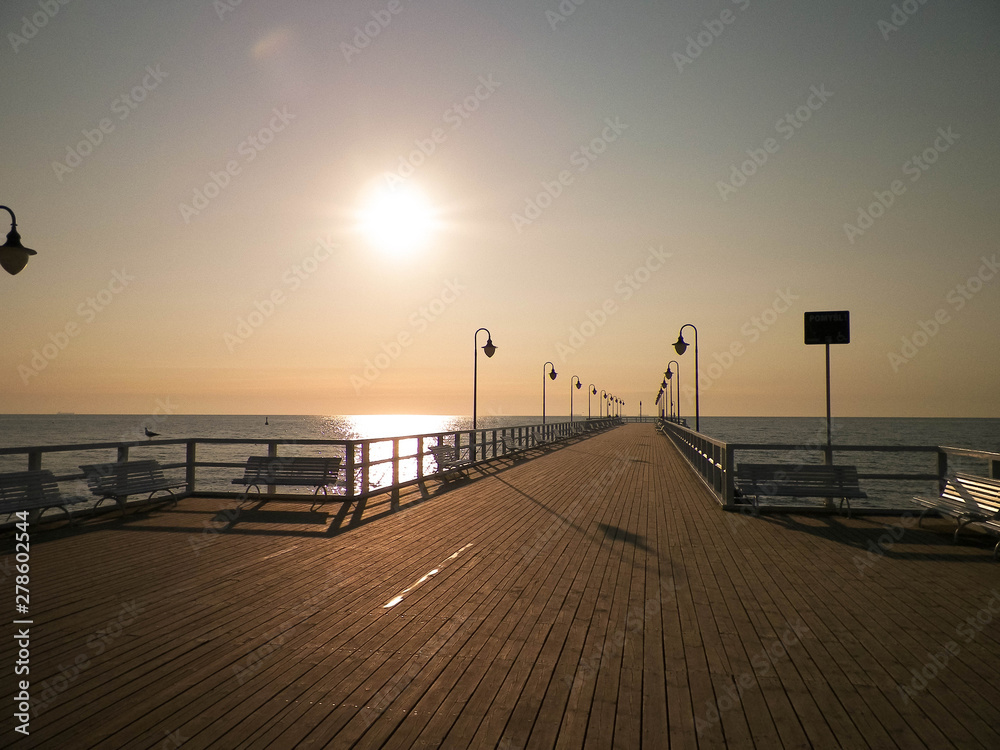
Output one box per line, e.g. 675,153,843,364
656,418,1000,510
0,417,622,522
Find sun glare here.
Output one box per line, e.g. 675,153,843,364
357,182,437,255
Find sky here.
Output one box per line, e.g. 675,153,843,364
1,0,998,419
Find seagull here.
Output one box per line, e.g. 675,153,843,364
144,427,160,439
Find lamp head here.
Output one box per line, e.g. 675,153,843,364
575,380,581,389
591,386,596,395
482,338,496,358
661,378,667,389
673,334,688,356
665,366,673,380
549,368,557,381
0,225,36,276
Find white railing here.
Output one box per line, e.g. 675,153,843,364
0,417,623,520
655,418,1000,510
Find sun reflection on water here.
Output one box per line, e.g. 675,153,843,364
341,414,461,440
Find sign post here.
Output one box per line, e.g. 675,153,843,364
804,311,850,473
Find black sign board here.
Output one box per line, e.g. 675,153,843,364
804,311,850,345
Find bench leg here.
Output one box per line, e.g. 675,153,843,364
954,517,975,542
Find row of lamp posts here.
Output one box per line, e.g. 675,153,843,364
473,333,623,431
656,323,700,432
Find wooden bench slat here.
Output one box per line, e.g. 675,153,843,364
914,473,1000,558
232,457,343,503
80,460,186,514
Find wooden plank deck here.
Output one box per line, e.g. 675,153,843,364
3,423,1000,749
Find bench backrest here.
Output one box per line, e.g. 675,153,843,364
943,473,1000,514
241,456,342,484
80,460,168,494
429,446,458,461
736,463,862,490
0,470,62,509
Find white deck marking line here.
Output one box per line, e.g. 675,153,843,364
383,543,474,609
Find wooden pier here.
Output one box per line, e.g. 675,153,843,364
3,423,1000,748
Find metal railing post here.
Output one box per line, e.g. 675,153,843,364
267,441,278,495
345,441,355,501
391,438,400,510
724,446,735,507
937,449,948,494
186,440,197,494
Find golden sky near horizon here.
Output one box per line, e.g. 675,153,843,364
1,1,998,418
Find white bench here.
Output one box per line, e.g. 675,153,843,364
735,463,867,516
913,473,1000,559
428,445,470,480
502,436,528,458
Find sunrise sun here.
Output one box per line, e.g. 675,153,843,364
357,181,438,255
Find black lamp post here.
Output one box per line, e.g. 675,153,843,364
674,324,699,431
588,384,596,419
0,206,37,275
600,389,608,418
472,328,496,430
570,376,582,422
665,359,680,422
542,361,557,424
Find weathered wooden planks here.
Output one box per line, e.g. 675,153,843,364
2,424,999,748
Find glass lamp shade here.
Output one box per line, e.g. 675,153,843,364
0,227,36,275
549,369,557,380
673,335,688,355
482,339,496,357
